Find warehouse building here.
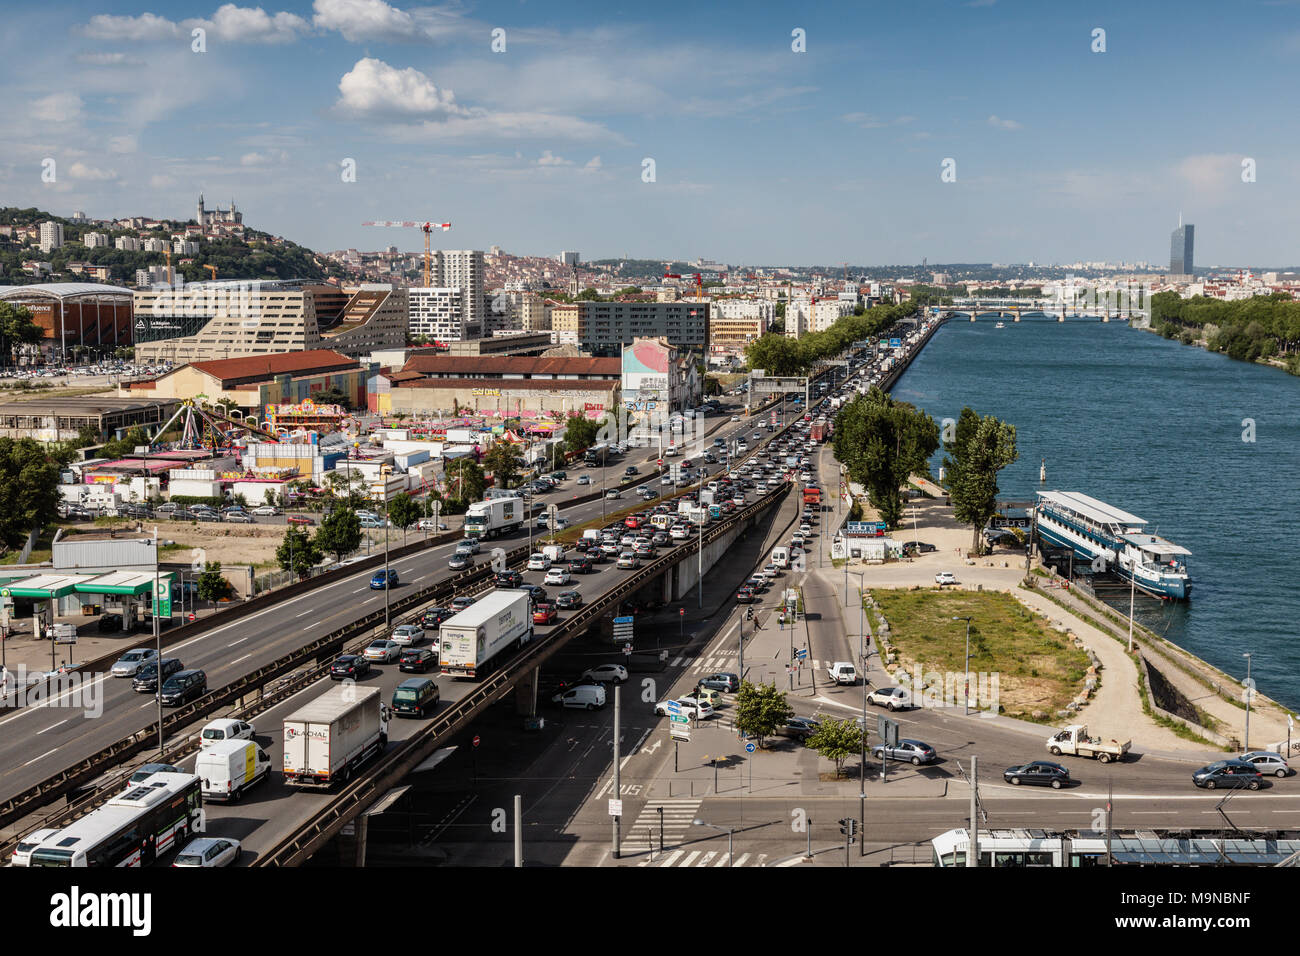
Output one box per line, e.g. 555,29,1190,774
0,396,179,442
0,282,134,360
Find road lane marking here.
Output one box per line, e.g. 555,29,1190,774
36,720,67,735
228,637,247,646
230,654,251,665
295,610,312,618
23,748,56,767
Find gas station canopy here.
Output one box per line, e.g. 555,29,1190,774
0,571,167,601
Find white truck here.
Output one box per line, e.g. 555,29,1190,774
439,588,533,679
542,544,567,565
195,739,271,802
282,684,390,789
827,661,858,685
1046,724,1131,764
464,496,525,539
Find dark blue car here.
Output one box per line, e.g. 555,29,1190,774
370,569,399,589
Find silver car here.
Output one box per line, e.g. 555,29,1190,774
1242,751,1293,778
111,648,158,677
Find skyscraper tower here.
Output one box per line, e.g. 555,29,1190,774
1170,215,1194,276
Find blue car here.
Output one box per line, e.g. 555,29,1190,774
370,569,399,589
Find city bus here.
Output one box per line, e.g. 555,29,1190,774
28,772,204,867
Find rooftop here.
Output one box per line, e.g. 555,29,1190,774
183,350,359,385
400,355,622,378
0,282,134,300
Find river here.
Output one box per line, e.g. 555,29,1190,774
892,316,1300,710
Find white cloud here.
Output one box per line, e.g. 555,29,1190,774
67,162,119,181
842,113,914,129
537,150,572,166
584,156,602,170
30,93,83,123
79,12,181,41
150,174,177,189
108,135,138,154
987,114,1022,130
200,5,311,44
1174,153,1240,194
313,0,416,41
240,149,289,165
76,52,145,67
335,57,466,117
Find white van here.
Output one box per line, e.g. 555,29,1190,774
195,739,271,802
200,718,256,747
827,662,858,685
542,544,567,564
551,684,607,710
771,547,790,569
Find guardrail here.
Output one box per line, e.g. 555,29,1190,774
254,484,790,866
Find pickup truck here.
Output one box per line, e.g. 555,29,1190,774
1046,724,1131,764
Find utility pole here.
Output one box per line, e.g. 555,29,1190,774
612,682,621,859
153,527,163,757
967,755,979,867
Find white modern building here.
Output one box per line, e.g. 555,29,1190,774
81,231,109,249
408,287,468,342
435,249,485,336
39,221,64,253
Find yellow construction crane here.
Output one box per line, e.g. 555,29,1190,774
204,265,217,281
164,249,173,285
361,220,452,286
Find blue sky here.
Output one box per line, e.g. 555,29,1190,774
4,0,1299,266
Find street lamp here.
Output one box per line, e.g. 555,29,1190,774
379,465,392,629
692,818,734,866
953,616,972,715
1243,652,1254,752
858,571,868,854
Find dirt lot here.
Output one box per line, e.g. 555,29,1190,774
80,520,289,568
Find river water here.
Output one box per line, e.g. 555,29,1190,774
892,316,1300,710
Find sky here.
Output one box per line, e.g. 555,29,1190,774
4,0,1300,267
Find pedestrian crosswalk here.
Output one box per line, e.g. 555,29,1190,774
621,798,701,852
672,652,833,675
637,850,769,868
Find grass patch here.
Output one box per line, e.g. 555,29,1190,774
872,588,1091,723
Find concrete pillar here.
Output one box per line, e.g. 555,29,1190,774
515,666,539,717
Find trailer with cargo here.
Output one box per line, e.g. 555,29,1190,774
439,588,534,679
282,685,389,790
464,496,525,539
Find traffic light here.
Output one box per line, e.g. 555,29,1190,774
838,818,856,839
745,606,754,621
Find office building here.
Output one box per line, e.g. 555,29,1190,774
559,251,580,266
408,287,468,342
577,301,709,356
1170,220,1195,276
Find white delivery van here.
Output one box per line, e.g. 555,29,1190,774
771,547,790,569
195,739,271,802
542,544,567,565
827,662,858,685
551,684,607,710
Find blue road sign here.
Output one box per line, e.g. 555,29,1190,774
795,648,808,660
614,615,634,624
745,742,756,753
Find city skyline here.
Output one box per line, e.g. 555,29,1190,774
2,1,1297,267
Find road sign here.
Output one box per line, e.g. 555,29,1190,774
608,798,623,817
795,648,808,661
671,724,691,742
877,716,899,747
745,742,756,753
614,615,634,624
665,701,682,715
669,714,690,724
622,642,633,656
473,735,481,748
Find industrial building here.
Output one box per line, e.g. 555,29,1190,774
129,349,369,412
0,396,179,442
0,282,135,360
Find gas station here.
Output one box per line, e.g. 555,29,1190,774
0,570,175,641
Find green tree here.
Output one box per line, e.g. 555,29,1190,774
275,525,320,579
733,680,795,749
196,561,233,604
575,287,601,301
484,441,525,490
443,456,486,502
314,506,362,563
805,718,864,777
386,492,421,545
100,426,150,460
0,302,42,366
944,408,1019,553
0,437,62,556
310,386,352,410
832,387,939,529
562,413,601,454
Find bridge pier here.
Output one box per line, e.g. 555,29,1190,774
514,665,539,717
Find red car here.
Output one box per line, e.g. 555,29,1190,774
736,587,756,603
624,515,643,530
287,515,315,526
532,603,558,625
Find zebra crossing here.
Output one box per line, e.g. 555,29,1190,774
620,798,701,852
637,849,769,868
669,652,832,675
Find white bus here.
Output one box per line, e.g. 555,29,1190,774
28,772,204,867
931,827,1300,867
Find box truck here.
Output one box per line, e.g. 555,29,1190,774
195,739,271,802
464,497,525,538
439,588,533,679
282,684,389,789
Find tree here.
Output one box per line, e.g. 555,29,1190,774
100,426,150,460
196,561,233,604
562,413,601,455
484,441,525,490
386,492,421,545
0,438,62,556
314,506,362,563
944,408,1019,553
310,386,352,410
805,718,864,777
575,287,601,301
275,526,320,579
443,456,486,502
733,680,795,749
832,387,939,529
0,302,41,366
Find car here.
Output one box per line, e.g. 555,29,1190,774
544,567,571,586
131,657,184,693
778,716,821,741
698,672,740,693
517,584,548,604
617,552,640,569
670,525,691,540
872,739,937,766
252,505,280,516
761,564,781,579
200,718,256,745
369,568,399,589
532,603,558,625
582,663,628,684
568,556,594,575
1193,759,1264,790
731,415,740,422
363,639,402,663
624,514,644,530
651,531,670,547
10,828,59,867
599,541,620,556
400,647,438,672
1241,751,1293,777
447,553,471,571
391,624,424,645
173,837,242,868
111,647,158,677
552,684,607,710
455,538,481,555
98,612,124,632
556,590,583,609
634,544,655,559
605,489,622,499
655,696,713,719
625,466,639,476
495,570,524,589
287,515,314,526
866,686,913,711
799,523,813,537
525,554,552,573
736,586,756,603
935,571,957,586
159,669,207,707
451,594,478,611
420,606,454,629
577,475,592,485
129,762,181,784
1003,761,1071,789
224,512,254,523
330,654,372,680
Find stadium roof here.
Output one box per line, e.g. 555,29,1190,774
0,282,133,300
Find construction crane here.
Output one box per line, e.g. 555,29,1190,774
204,265,217,281
164,249,173,286
361,220,452,286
